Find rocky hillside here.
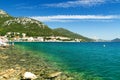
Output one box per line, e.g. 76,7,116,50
0,9,9,17
0,9,54,36
0,9,92,41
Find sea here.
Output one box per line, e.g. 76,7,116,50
15,42,120,80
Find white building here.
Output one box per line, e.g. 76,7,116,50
37,37,44,41
28,37,34,42
22,33,26,38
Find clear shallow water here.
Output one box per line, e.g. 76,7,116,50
15,42,120,80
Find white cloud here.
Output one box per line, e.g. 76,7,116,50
43,0,120,8
30,15,118,22
15,3,38,9
17,6,37,9
15,0,120,9
43,0,105,8
111,0,120,3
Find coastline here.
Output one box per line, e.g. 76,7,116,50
0,46,71,80
0,44,103,80
7,41,82,43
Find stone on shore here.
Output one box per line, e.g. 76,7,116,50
0,54,8,59
23,72,37,80
0,69,16,79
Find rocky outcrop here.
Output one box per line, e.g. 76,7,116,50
0,9,9,17
3,18,43,27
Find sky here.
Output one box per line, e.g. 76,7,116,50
0,0,120,40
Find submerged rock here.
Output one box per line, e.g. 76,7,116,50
47,72,62,78
20,59,26,62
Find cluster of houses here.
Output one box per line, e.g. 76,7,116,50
0,32,82,42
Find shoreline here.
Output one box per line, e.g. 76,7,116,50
0,46,71,80
0,45,103,80
7,41,82,43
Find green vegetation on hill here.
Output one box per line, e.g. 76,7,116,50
0,9,93,42
0,17,53,36
53,28,93,41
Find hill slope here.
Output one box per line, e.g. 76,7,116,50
53,28,92,41
0,10,53,36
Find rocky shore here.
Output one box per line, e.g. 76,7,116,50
0,46,103,80
0,46,72,80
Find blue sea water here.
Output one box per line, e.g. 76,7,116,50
15,42,120,80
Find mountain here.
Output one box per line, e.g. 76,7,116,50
111,38,120,42
53,28,93,41
0,10,54,37
0,9,92,42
